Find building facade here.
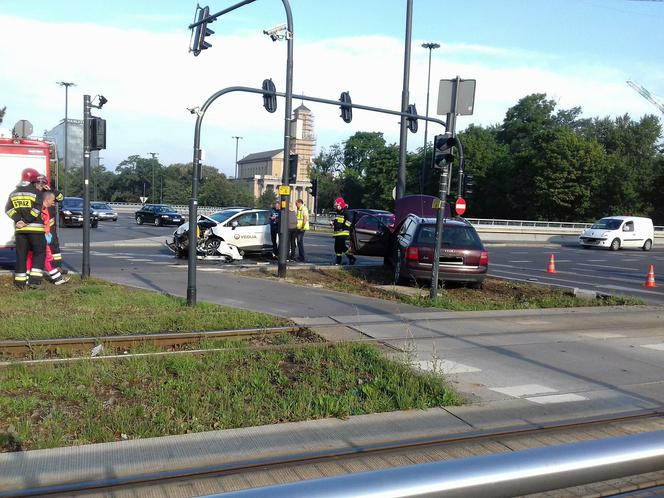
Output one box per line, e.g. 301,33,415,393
46,119,99,170
237,104,316,211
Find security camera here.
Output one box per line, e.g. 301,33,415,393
263,23,287,41
98,95,108,108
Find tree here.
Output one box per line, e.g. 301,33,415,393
199,173,253,207
256,189,277,209
0,106,5,125
343,132,386,174
362,144,398,210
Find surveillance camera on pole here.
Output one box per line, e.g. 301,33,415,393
263,23,288,41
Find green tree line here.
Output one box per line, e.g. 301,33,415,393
310,93,664,224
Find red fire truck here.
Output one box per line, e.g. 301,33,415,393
0,127,52,249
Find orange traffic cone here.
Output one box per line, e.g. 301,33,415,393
546,254,557,274
644,264,657,288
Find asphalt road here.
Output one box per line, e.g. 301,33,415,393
2,214,663,304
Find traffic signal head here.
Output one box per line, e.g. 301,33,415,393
406,104,418,133
262,79,277,113
288,154,298,184
191,6,214,56
339,91,352,123
310,178,318,197
89,117,106,150
463,173,475,198
433,133,456,169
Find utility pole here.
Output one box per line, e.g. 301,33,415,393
57,81,75,197
421,42,440,193
148,152,158,202
232,136,243,178
396,0,413,200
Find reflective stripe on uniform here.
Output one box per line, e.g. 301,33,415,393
52,253,62,261
334,231,349,237
16,223,45,233
14,273,28,282
29,268,43,276
30,208,40,217
6,208,17,217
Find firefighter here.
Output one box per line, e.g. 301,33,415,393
5,168,46,288
332,197,356,265
26,191,69,285
38,177,66,274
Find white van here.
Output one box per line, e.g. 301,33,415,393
579,216,654,251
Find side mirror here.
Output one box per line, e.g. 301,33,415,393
231,220,239,229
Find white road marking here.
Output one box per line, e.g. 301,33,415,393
417,360,481,374
525,394,587,404
587,259,607,262
513,320,551,325
577,262,640,271
642,343,664,351
510,260,532,263
578,332,625,339
602,285,661,295
489,384,558,398
128,258,152,262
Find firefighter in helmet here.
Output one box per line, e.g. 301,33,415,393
36,175,66,275
332,197,356,265
5,168,47,288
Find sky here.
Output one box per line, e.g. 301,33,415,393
1,0,663,176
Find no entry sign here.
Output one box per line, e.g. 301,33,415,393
455,197,466,216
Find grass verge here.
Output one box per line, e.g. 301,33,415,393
244,267,643,310
0,339,460,452
0,276,286,341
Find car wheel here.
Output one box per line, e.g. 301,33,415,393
393,249,404,285
610,238,620,251
136,215,143,225
642,239,652,251
205,238,221,256
468,281,483,289
154,217,162,227
113,218,117,222
581,244,591,249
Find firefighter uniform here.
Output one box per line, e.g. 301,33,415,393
332,197,356,265
5,182,46,288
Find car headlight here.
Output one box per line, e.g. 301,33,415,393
92,211,98,216
162,215,170,218
63,210,72,215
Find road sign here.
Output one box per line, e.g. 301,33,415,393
455,197,466,215
278,185,291,196
437,79,476,116
139,196,148,204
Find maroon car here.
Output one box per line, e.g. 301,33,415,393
390,215,488,287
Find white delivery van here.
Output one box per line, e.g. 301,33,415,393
579,216,654,251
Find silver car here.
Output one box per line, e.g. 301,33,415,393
91,202,118,221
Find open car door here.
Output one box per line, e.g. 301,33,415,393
350,213,393,257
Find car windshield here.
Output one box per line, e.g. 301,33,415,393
208,209,244,223
63,198,83,208
416,224,483,249
155,205,176,213
91,202,110,210
591,218,622,230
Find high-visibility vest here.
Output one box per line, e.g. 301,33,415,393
296,206,309,230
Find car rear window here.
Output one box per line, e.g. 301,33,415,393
416,224,483,249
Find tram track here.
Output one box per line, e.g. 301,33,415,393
8,410,664,497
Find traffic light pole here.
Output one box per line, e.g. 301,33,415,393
82,95,91,279
277,0,294,279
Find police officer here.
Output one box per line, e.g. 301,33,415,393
5,168,47,288
332,197,356,265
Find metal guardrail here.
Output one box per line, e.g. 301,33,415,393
208,430,664,498
106,203,664,232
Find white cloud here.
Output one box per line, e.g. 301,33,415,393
0,15,659,176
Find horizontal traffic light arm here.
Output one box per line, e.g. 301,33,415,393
193,85,449,133
188,0,257,29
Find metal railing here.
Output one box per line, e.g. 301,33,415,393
207,430,664,498
106,203,664,232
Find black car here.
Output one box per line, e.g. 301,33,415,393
59,197,99,228
135,204,184,226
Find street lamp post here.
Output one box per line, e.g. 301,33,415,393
148,152,158,202
396,0,413,201
421,42,440,193
57,81,75,197
232,136,243,178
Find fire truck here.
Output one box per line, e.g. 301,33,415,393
0,121,53,249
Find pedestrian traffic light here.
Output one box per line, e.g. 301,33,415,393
191,6,214,56
433,133,455,169
89,117,106,150
310,178,318,197
339,91,352,123
406,104,418,133
262,79,277,113
463,173,475,198
288,154,298,184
